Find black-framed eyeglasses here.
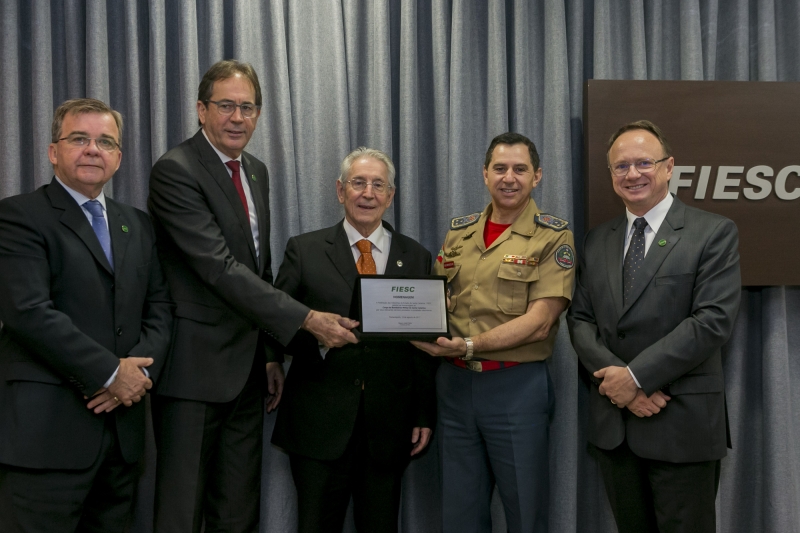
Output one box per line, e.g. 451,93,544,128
344,178,393,194
205,100,261,118
58,134,120,152
609,157,669,177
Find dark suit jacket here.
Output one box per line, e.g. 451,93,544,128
271,221,438,466
148,130,310,403
567,196,741,463
0,179,173,469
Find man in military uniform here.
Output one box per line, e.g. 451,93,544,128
413,132,575,533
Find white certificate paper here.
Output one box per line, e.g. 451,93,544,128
360,278,447,334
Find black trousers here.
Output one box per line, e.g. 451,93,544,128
595,440,721,533
0,417,137,533
289,395,407,533
152,359,264,533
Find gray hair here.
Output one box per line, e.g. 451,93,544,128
338,147,396,189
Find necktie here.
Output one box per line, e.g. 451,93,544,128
225,160,250,218
623,217,648,305
84,199,114,270
356,239,377,274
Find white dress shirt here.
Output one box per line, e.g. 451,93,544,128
318,219,393,359
202,129,260,258
622,192,673,389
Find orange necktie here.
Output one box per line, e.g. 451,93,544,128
356,239,377,274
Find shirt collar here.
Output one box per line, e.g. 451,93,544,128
202,128,242,165
55,176,107,211
343,218,389,253
626,192,673,235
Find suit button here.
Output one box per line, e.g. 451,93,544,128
354,379,361,386
618,332,625,340
116,327,123,336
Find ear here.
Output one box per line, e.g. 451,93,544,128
336,180,345,205
531,167,543,188
48,143,58,166
664,156,675,180
482,166,489,187
197,100,207,126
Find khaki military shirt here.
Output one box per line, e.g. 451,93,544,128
433,199,575,362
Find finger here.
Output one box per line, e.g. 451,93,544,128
267,372,276,395
87,393,111,410
411,427,420,444
144,379,153,390
93,398,119,414
337,317,359,329
128,357,154,368
594,368,607,378
598,384,607,396
265,395,280,413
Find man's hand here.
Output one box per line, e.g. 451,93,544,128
302,310,359,348
411,427,432,456
626,389,671,418
86,388,122,414
595,366,638,407
106,357,154,407
411,337,466,358
265,362,285,413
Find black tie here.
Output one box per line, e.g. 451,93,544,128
623,217,647,305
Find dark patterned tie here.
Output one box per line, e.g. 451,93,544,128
623,217,648,305
83,199,114,271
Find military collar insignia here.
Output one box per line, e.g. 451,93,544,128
451,212,481,230
535,213,569,231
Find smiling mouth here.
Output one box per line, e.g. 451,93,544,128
626,184,647,190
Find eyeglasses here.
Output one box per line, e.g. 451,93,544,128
609,157,669,177
205,100,261,118
344,178,393,194
58,135,120,152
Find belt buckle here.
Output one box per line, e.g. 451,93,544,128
466,360,483,373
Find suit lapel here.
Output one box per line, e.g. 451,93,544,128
620,199,685,316
382,222,407,275
605,215,626,319
106,200,130,280
241,152,268,273
192,131,258,266
47,180,113,275
325,222,358,292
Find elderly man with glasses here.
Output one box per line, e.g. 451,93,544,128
0,98,172,532
270,147,438,533
568,120,741,533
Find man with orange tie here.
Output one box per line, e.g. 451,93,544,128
271,147,438,533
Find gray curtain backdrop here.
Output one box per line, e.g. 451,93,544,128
1,1,798,532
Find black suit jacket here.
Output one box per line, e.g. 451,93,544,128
567,196,741,463
148,130,310,403
271,221,438,466
0,179,173,469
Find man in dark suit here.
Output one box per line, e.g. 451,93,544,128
0,98,173,533
567,120,741,533
148,60,358,533
271,147,438,533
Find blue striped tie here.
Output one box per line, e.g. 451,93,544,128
84,200,114,270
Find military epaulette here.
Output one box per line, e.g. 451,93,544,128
450,212,481,230
534,213,569,231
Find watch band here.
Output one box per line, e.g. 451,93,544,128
462,337,474,360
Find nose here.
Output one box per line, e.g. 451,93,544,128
624,165,642,178
230,105,244,121
83,139,102,154
361,183,376,198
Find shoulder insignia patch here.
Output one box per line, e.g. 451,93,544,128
535,213,569,231
554,244,575,269
450,212,481,230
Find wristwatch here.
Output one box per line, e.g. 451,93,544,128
461,337,474,360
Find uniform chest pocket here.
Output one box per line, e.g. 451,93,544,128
496,263,539,315
443,263,462,312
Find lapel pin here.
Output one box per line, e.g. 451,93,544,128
121,225,129,233
658,239,667,247
251,174,257,181
396,260,403,267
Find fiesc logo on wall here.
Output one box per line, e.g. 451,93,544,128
585,80,800,285
670,165,800,201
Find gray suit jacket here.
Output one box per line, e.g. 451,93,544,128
567,196,741,463
148,130,309,403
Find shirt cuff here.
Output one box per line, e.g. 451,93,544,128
627,366,642,388
319,344,330,360
103,365,150,389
